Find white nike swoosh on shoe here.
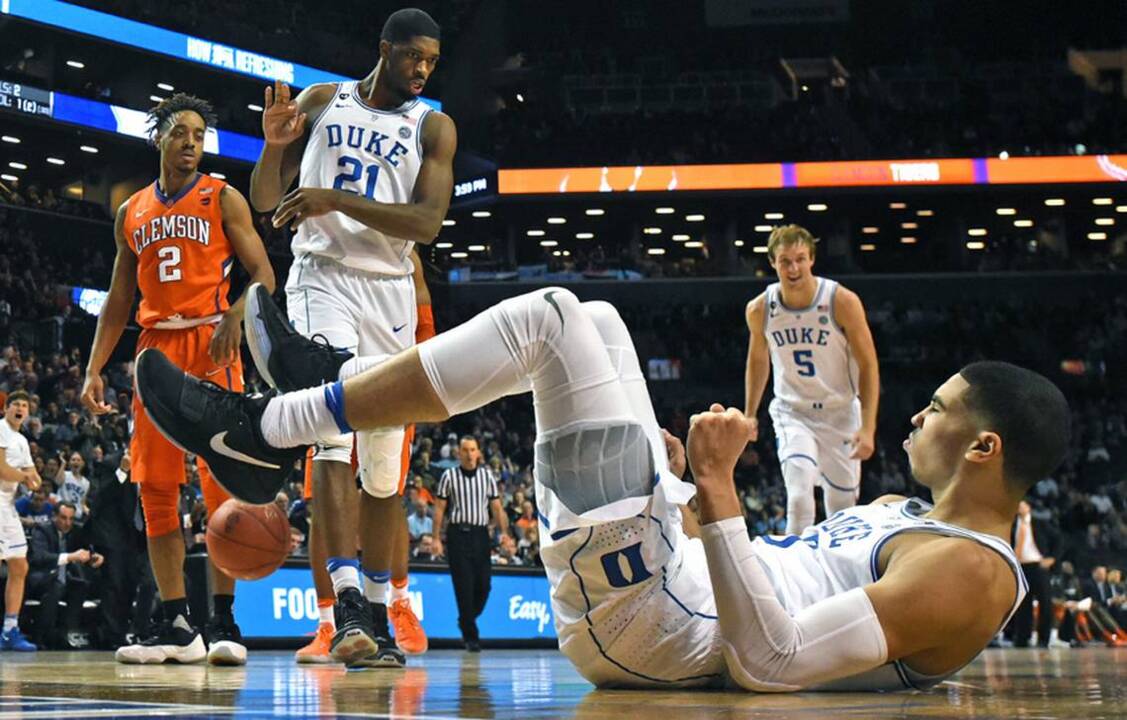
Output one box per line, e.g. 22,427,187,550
209,431,281,469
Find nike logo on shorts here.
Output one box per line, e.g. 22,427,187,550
544,291,565,329
393,324,407,333
209,432,280,469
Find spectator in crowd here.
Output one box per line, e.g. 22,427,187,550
26,502,103,648
1011,499,1061,648
406,499,433,543
411,533,441,562
16,488,54,528
58,451,91,524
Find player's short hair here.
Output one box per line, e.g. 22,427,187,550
459,435,479,448
56,501,77,515
958,361,1070,494
5,390,29,406
767,224,817,262
146,93,218,143
381,8,441,44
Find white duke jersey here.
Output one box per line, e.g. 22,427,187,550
293,81,433,275
752,498,1026,691
763,277,859,409
0,421,32,520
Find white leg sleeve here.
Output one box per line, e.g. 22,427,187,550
783,457,818,535
700,517,888,692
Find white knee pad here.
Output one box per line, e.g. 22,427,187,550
357,428,406,499
783,457,818,535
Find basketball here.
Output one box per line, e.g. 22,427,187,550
206,499,291,581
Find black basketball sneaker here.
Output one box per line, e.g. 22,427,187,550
243,282,354,392
348,602,407,668
329,587,379,666
134,348,306,505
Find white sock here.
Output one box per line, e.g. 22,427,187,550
3,614,17,632
338,355,389,381
327,557,361,595
363,569,390,605
318,604,335,627
261,382,351,448
390,580,410,603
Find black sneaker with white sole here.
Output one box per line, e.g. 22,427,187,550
244,282,354,392
135,348,306,505
115,614,206,665
349,602,406,669
206,614,247,666
329,587,378,665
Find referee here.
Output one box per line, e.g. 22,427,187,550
432,436,509,652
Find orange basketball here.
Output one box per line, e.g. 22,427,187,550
206,499,291,580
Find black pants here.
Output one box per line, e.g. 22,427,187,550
1013,562,1053,646
97,547,158,647
446,524,491,643
27,571,88,648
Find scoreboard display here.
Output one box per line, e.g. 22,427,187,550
0,79,52,117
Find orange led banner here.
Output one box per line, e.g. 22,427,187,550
497,164,782,194
986,155,1127,184
497,154,1126,194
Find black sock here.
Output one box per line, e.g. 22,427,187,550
162,598,189,623
213,594,235,618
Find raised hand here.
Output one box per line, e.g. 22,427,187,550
262,79,307,146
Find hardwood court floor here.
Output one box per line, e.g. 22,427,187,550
0,647,1124,719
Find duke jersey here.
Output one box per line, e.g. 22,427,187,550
0,420,32,524
123,174,234,328
763,277,859,409
293,81,432,275
752,498,1026,691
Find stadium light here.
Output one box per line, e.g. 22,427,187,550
8,162,27,170
807,203,828,212
672,234,690,241
764,212,784,220
643,227,662,235
472,210,491,218
149,95,165,103
441,219,455,226
752,245,768,253
1014,219,1034,228
1095,218,1115,226
916,209,934,217
901,222,917,230
1087,232,1107,240
647,248,666,255
585,209,605,216
1093,198,1113,205
685,241,704,248
1044,198,1065,206
862,227,879,234
966,241,986,250
547,217,566,224
526,229,545,237
860,244,876,251
468,245,486,252
900,237,918,244
1116,205,1127,214
655,207,675,214
995,208,1016,215
47,157,66,165
754,225,773,232
1,136,20,144
435,242,453,249
968,228,988,237
248,103,264,112
889,202,907,209
80,145,98,153
157,82,174,91
0,174,18,182
575,232,594,239
539,240,558,247
450,252,468,258
66,60,85,69
209,172,225,179
685,214,705,222
734,240,745,247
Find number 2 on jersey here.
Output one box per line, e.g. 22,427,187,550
332,156,380,199
793,349,816,377
157,245,182,283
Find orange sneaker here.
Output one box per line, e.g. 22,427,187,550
295,622,336,664
388,597,428,655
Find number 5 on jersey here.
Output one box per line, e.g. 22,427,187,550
794,349,816,377
158,245,182,283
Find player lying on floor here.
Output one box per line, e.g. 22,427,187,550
133,285,1068,691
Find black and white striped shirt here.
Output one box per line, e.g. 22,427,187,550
437,465,498,527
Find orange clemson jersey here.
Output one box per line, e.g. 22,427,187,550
122,174,234,328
